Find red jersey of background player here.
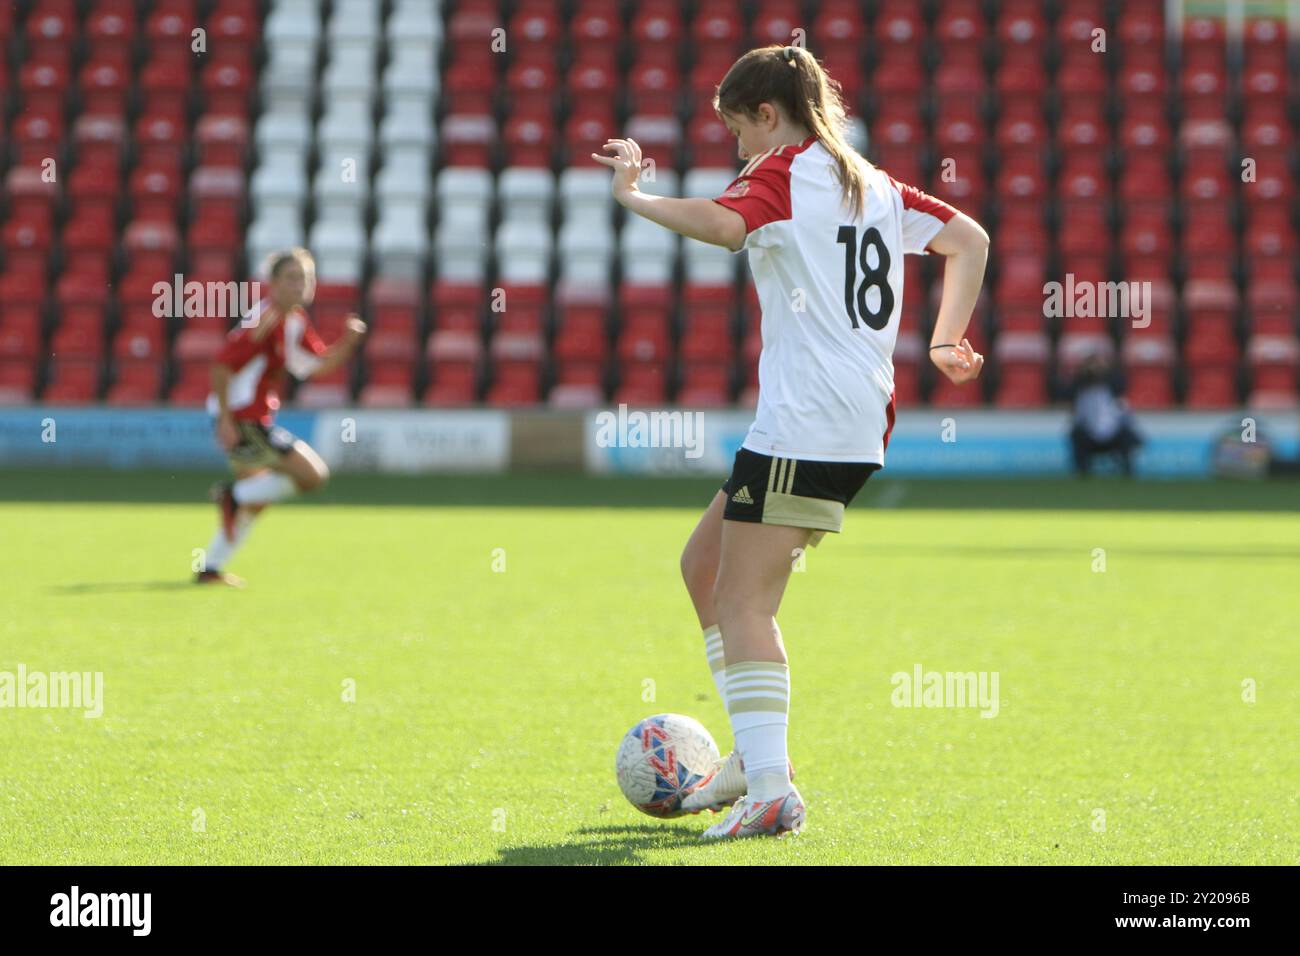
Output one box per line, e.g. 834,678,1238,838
206,299,327,426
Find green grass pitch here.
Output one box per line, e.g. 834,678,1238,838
1,469,1296,865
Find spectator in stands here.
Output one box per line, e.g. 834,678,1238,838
1068,352,1142,476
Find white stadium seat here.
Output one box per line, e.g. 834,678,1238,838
498,169,555,224
621,218,679,284
376,153,432,205
309,213,368,282
683,237,738,285
247,214,305,270
372,205,430,280
379,103,435,153
251,154,307,208
255,109,312,159
437,168,493,207
434,220,489,281
558,220,614,288
495,220,553,283
682,169,733,199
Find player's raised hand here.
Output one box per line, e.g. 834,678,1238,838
343,314,368,345
930,338,984,385
592,138,645,201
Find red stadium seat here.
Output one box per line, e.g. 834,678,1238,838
571,2,622,45
423,359,480,406
1184,367,1238,408
871,48,926,103
107,360,164,404
194,115,248,168
144,5,196,61
0,315,42,362
0,360,38,404
614,360,668,405
875,0,925,50
11,112,66,168
43,360,101,404
367,277,422,333
443,55,497,117
112,322,167,361
139,61,191,127
678,361,731,406
201,55,254,118
80,57,131,118
24,9,76,73
207,1,260,56
189,166,245,223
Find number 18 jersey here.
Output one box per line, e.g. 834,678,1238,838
713,135,958,463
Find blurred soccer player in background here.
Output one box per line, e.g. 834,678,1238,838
198,248,366,586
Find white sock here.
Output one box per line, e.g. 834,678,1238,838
724,660,791,801
203,510,254,570
232,471,297,505
703,624,727,706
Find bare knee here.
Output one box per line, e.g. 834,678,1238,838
284,444,330,492
681,538,719,602
680,539,703,588
295,461,329,492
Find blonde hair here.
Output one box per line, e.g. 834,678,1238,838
713,45,868,217
260,247,317,305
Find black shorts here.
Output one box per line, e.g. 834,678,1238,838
720,447,880,546
223,419,298,470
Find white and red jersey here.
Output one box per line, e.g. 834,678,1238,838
713,135,958,463
205,299,328,426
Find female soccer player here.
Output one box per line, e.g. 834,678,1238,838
594,46,988,839
197,248,366,586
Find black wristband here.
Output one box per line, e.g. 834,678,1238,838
929,343,957,350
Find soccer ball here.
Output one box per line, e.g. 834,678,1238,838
615,713,721,817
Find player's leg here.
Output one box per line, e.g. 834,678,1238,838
222,432,329,511
200,463,265,586
202,440,327,582
199,420,313,585
696,452,876,837
272,439,330,492
699,518,810,839
680,490,727,702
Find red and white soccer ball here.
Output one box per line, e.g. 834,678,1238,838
615,713,722,817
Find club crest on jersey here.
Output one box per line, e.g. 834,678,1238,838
722,179,751,198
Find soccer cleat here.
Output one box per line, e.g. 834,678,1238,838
681,751,797,814
210,481,237,541
194,569,245,588
699,786,805,841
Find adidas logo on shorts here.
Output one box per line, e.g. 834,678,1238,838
731,485,754,504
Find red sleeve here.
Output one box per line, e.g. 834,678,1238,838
215,325,262,369
887,174,959,254
300,316,328,357
713,151,795,235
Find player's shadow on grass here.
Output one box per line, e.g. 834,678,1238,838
51,581,198,594
476,824,708,866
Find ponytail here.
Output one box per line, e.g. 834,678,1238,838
715,45,868,217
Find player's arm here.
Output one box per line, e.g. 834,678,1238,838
593,139,747,251
925,212,990,385
210,324,263,449
307,315,367,377
209,360,239,449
